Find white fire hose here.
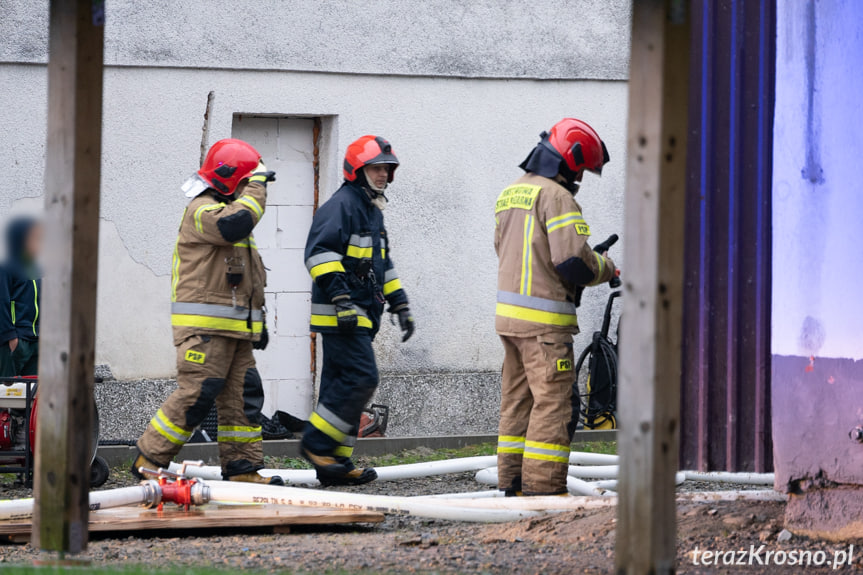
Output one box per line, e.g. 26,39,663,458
168,451,620,486
0,452,781,525
0,484,160,522
197,480,541,522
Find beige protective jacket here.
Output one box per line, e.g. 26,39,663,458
495,173,615,337
170,180,268,345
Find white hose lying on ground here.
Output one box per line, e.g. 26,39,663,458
416,495,616,511
0,484,159,522
0,473,785,526
678,490,787,503
565,465,620,480
589,472,686,492
199,480,540,523
417,490,503,500
169,452,619,486
682,471,774,485
474,467,610,497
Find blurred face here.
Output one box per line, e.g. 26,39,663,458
364,164,390,189
25,223,42,260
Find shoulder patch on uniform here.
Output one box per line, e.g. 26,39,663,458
575,222,591,236
185,350,206,364
495,185,541,213
557,358,573,372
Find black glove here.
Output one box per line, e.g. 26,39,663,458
396,308,415,342
249,160,276,185
333,296,358,331
253,324,269,350
250,170,276,184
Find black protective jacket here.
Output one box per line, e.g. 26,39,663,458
304,182,408,336
0,218,40,344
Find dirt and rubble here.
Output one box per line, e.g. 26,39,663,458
2,466,862,574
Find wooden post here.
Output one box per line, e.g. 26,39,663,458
615,0,690,573
34,0,104,554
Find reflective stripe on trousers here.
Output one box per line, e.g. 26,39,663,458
524,440,570,463
309,404,355,443
217,425,263,443
150,408,192,446
497,434,525,454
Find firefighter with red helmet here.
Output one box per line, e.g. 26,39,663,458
495,119,617,496
133,138,283,485
301,135,413,485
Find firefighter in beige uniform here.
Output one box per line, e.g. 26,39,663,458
495,119,616,495
134,139,283,485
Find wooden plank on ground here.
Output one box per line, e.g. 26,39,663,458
615,0,690,574
34,0,105,554
1,504,383,541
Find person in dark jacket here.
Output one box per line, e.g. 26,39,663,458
0,217,42,378
301,135,414,485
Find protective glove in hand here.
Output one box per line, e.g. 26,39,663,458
253,325,269,350
333,296,358,332
249,160,277,184
396,308,415,342
250,171,277,184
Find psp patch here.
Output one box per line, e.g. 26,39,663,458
185,350,206,364
557,358,573,372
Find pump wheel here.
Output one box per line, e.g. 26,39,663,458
90,455,109,487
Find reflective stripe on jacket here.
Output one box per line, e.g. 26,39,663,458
171,180,268,344
304,182,408,335
495,173,614,337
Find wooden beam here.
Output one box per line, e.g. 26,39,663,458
615,0,690,573
34,0,104,554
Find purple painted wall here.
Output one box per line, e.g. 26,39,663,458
680,0,775,473
772,0,863,537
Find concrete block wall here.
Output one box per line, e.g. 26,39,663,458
1,0,631,436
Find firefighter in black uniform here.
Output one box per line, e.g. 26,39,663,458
301,135,414,485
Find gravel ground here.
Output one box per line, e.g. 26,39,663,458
2,465,861,574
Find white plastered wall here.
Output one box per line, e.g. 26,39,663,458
0,65,628,394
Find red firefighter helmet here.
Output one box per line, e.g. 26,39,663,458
546,118,609,175
198,138,262,196
343,135,399,183
520,118,610,191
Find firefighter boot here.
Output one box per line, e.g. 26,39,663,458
227,472,286,486
131,453,164,481
301,447,377,487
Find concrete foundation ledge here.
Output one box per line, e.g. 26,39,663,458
784,487,863,541
97,430,617,468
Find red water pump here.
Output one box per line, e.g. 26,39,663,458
0,376,109,487
0,409,15,451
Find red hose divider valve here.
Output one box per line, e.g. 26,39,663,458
158,477,198,511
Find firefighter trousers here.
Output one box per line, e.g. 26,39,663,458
302,332,378,459
497,333,574,495
137,334,265,477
